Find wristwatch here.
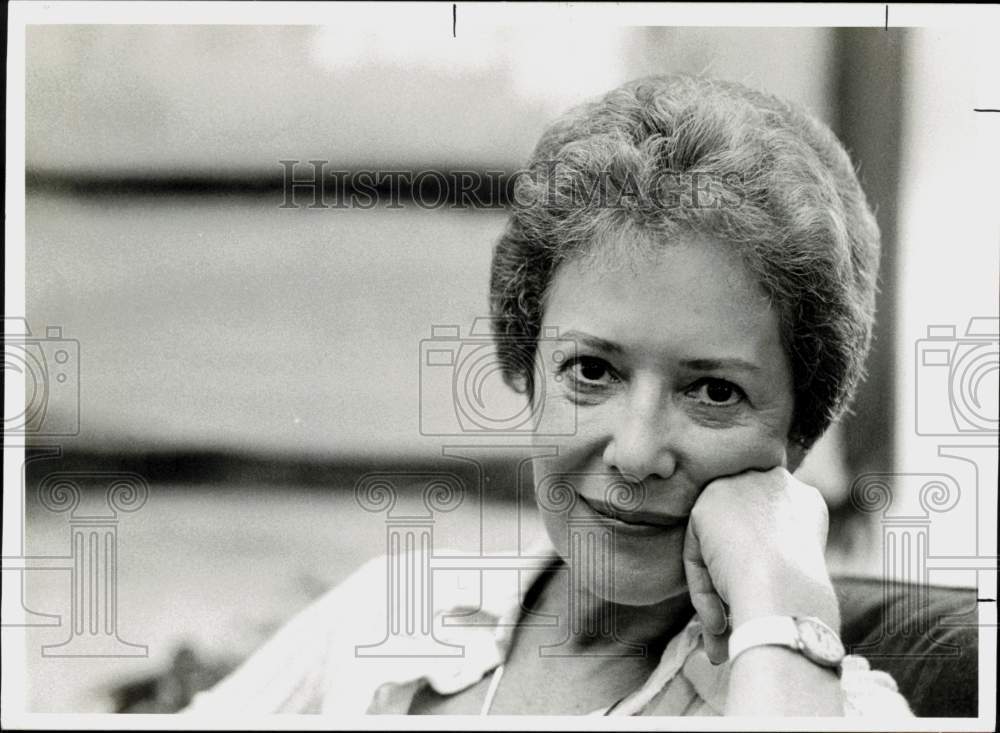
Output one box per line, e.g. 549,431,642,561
728,615,846,670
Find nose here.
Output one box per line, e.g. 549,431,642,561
602,381,678,482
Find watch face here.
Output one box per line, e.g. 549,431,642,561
796,618,846,667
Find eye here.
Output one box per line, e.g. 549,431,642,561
560,356,618,387
687,378,745,407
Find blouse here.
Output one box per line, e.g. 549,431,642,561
183,538,913,717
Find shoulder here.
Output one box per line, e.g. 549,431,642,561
181,553,387,714
183,539,559,715
181,547,510,715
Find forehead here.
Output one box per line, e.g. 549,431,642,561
542,235,782,360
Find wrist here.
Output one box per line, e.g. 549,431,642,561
730,566,840,632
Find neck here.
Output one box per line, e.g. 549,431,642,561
531,561,695,657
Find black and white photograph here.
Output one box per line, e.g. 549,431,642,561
3,2,997,728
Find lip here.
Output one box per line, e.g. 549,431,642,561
576,495,688,534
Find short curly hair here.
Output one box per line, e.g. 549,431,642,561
489,74,881,448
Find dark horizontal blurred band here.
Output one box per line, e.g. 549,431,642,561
26,166,517,208
22,445,527,500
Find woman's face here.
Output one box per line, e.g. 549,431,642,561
530,233,797,606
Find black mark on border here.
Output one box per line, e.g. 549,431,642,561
453,4,457,38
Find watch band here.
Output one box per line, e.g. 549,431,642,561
728,615,845,669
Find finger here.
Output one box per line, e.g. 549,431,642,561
702,625,730,665
683,517,727,633
701,601,731,665
683,517,729,663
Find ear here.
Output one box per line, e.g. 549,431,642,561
509,371,528,395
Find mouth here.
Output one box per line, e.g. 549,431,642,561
576,494,688,533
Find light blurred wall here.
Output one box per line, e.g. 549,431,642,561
896,28,999,467
26,25,844,464
26,26,833,173
889,28,999,585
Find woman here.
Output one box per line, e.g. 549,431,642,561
185,75,911,717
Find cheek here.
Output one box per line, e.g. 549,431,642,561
529,406,608,483
679,423,789,480
529,371,595,456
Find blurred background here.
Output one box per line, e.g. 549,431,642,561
10,21,998,713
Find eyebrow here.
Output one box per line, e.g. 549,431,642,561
561,330,623,355
679,358,761,374
560,330,761,373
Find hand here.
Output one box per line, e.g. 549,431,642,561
682,467,839,664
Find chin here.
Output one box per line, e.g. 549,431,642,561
543,516,689,606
